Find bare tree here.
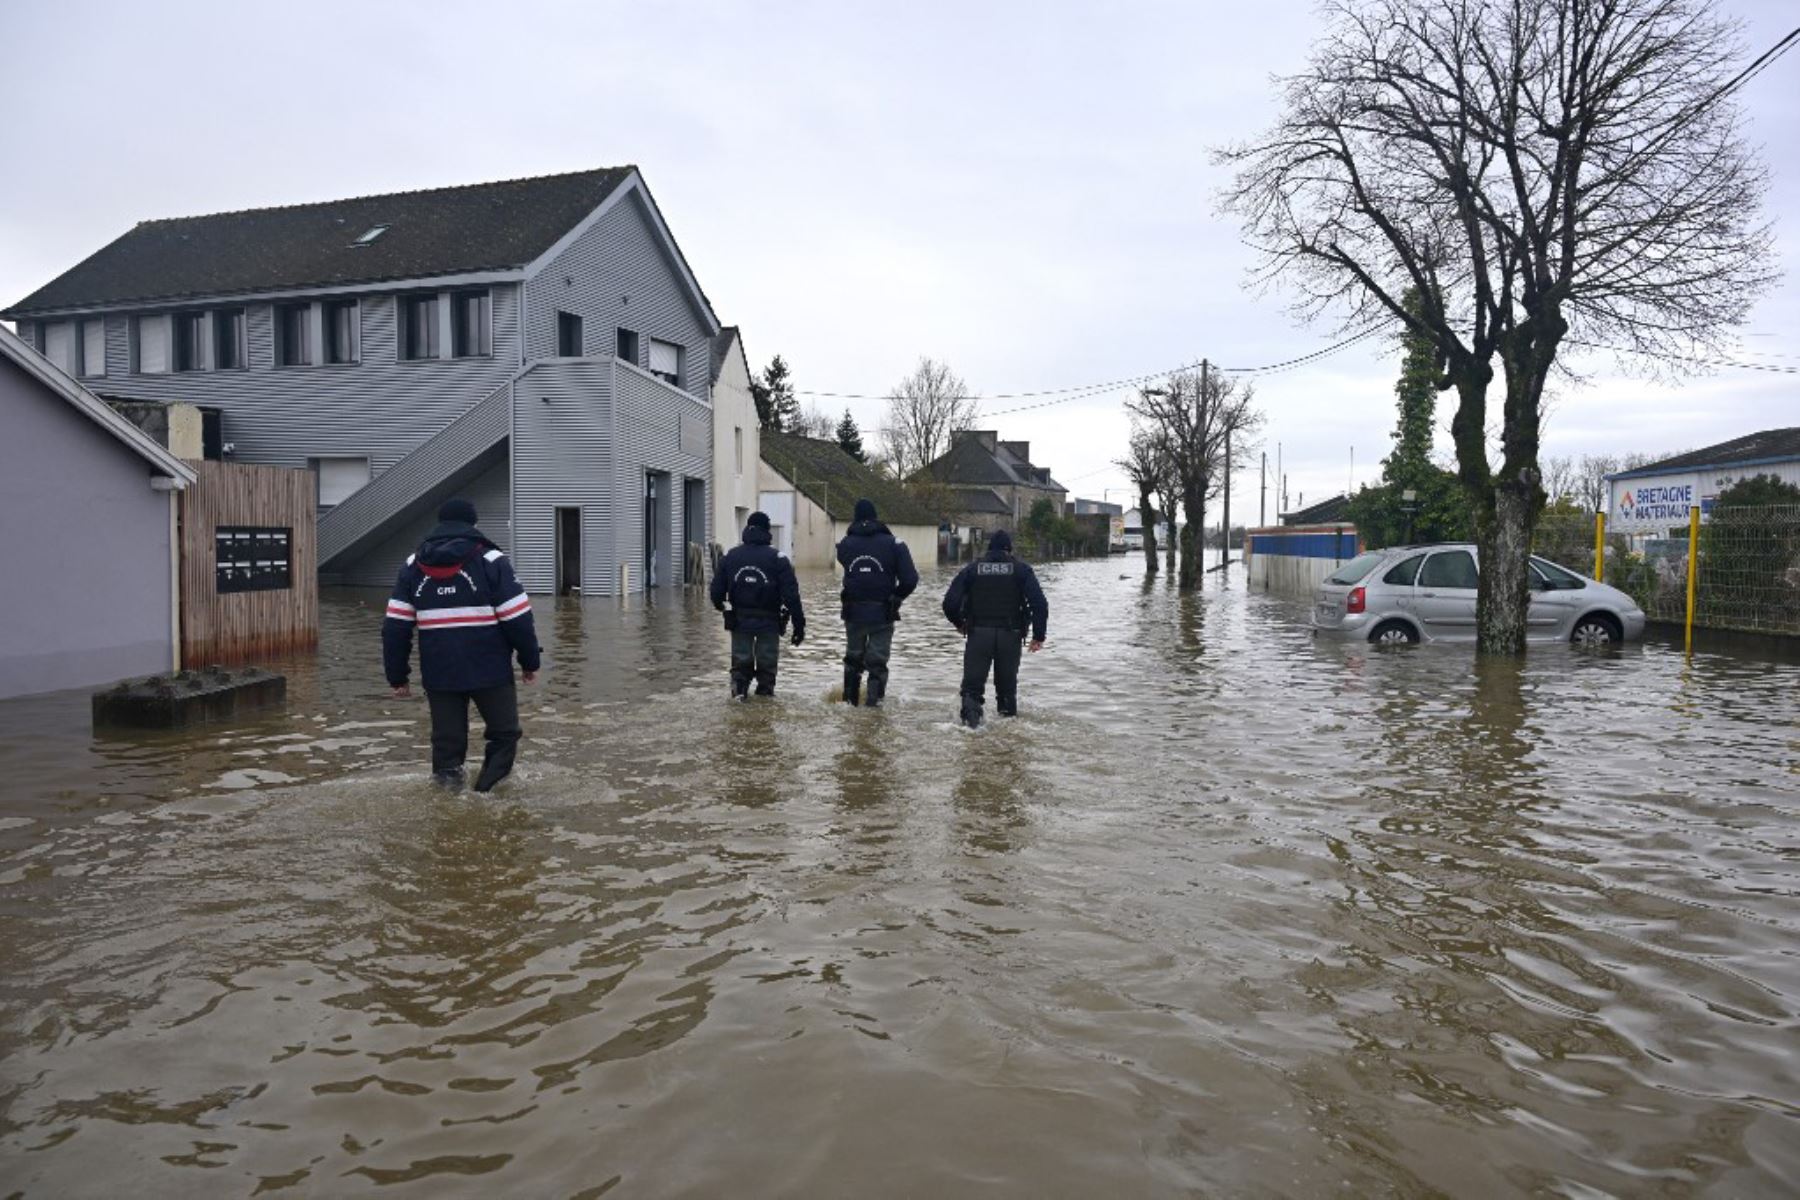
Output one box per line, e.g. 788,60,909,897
1573,453,1618,513
1541,455,1577,506
1220,0,1777,652
879,357,978,481
1117,423,1175,576
1128,367,1263,590
794,402,837,441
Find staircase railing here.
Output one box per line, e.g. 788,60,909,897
317,376,515,568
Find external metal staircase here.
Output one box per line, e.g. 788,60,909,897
317,377,514,571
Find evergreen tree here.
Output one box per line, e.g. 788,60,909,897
1346,290,1473,546
835,409,866,462
1388,289,1437,487
752,355,799,433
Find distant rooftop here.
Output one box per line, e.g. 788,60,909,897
1609,427,1800,480
760,430,938,526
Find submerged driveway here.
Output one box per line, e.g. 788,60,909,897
1,559,1796,1196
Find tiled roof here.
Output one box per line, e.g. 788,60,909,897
760,430,938,526
924,431,1066,492
1610,427,1800,479
950,487,1013,515
1281,494,1352,525
6,167,637,315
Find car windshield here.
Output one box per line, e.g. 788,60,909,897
1325,552,1387,585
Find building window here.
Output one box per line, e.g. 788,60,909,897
400,294,438,360
42,321,77,375
79,320,107,377
134,314,171,374
649,338,682,386
450,290,490,357
615,327,639,365
734,427,744,476
215,526,292,594
214,309,246,370
311,456,370,507
556,310,583,357
323,299,359,364
173,311,207,372
276,302,311,367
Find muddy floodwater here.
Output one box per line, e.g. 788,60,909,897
1,558,1797,1197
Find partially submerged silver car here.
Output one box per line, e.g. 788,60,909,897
1311,543,1646,645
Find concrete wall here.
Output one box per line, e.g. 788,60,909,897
1245,525,1361,599
0,355,175,698
711,336,759,551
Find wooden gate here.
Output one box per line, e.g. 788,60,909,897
178,460,319,665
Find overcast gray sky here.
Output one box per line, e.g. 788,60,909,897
2,0,1794,516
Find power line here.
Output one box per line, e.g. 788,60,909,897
795,326,1391,412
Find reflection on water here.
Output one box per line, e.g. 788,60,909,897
2,560,1798,1196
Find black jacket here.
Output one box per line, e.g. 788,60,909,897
942,545,1049,641
710,524,804,635
835,519,920,625
383,522,541,692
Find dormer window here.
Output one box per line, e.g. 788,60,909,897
352,225,389,246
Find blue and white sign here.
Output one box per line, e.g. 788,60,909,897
1609,472,1705,534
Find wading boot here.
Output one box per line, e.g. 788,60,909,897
864,676,886,709
843,671,861,707
959,693,983,729
432,767,466,791
472,762,509,794
731,679,750,703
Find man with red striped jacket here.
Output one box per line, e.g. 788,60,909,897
383,499,541,791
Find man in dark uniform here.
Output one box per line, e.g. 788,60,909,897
941,529,1049,728
383,498,542,791
710,511,805,699
835,497,919,707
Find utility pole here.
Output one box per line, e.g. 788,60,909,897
1260,451,1267,528
1221,427,1231,566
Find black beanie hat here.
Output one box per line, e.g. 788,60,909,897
438,498,478,525
854,498,878,522
989,529,1013,553
748,511,771,530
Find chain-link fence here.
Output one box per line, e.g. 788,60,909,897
1536,505,1800,635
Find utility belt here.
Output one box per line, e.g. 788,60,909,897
724,606,785,632
842,592,901,623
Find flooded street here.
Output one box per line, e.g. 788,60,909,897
2,557,1797,1197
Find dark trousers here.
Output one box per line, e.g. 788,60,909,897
427,683,521,791
843,622,894,704
960,625,1023,725
730,628,780,696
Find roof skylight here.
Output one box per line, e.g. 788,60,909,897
352,224,389,246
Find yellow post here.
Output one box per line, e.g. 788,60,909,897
1593,511,1606,580
1684,504,1700,653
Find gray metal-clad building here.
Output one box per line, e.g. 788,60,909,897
0,325,195,699
4,167,720,596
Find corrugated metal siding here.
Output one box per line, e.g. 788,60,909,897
78,285,523,474
511,361,615,595
614,364,711,589
317,377,513,566
522,193,712,396
334,455,513,588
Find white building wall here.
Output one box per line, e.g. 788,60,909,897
712,334,759,548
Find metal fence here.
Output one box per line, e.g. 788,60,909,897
1536,505,1800,637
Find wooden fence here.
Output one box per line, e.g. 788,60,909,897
179,460,318,665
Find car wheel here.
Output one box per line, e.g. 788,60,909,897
1369,621,1419,646
1570,613,1621,646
